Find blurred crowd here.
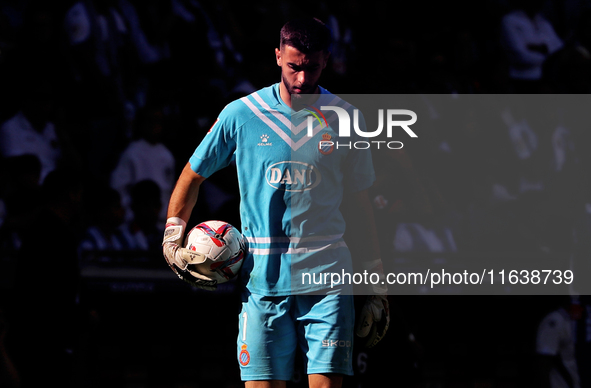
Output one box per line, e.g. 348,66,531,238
2,0,591,261
1,0,591,387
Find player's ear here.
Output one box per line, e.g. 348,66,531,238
275,48,282,66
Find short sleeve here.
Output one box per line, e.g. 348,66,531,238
189,104,240,178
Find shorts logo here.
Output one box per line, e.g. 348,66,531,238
319,133,334,155
239,344,250,366
322,339,351,348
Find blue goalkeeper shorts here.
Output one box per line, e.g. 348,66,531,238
237,291,355,381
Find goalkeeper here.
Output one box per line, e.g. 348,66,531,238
162,17,389,388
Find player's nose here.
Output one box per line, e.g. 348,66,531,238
297,71,308,85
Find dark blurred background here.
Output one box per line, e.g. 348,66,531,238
1,0,591,387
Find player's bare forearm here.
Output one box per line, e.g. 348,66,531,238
167,163,206,223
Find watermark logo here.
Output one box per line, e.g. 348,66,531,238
306,106,417,150
304,104,328,129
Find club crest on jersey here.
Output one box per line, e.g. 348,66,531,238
319,133,334,155
239,344,250,366
265,161,321,192
258,134,272,146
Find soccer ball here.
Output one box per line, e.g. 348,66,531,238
184,220,246,284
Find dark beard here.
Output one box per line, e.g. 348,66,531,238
282,74,319,111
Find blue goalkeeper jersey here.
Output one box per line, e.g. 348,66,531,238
189,83,375,295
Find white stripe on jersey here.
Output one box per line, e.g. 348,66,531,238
246,234,344,244
251,92,293,130
249,240,348,255
251,92,345,136
241,93,352,151
240,96,295,147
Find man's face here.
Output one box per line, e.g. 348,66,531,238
276,45,329,98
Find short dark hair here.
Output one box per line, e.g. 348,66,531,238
280,17,331,54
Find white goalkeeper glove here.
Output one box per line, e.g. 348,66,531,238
356,295,390,348
355,259,390,348
162,217,217,291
